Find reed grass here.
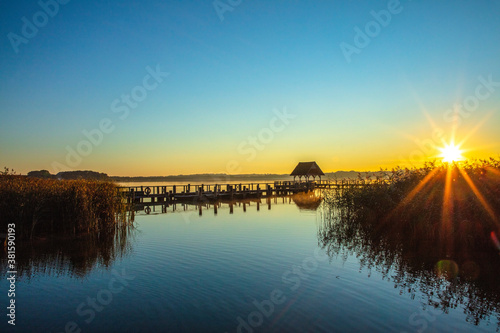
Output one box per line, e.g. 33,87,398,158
324,158,500,254
319,158,500,328
0,175,132,240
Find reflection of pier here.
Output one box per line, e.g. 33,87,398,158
129,192,324,216
117,180,367,208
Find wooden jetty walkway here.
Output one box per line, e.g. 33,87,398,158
117,179,368,206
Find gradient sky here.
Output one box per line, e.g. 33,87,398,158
1,0,500,176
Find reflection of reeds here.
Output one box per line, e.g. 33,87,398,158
320,158,500,328
0,176,132,240
319,202,500,329
1,224,135,279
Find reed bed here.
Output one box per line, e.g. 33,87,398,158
0,176,131,240
319,158,500,328
324,158,500,254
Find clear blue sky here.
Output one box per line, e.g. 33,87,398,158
1,0,500,175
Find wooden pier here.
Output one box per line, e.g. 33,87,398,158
117,180,368,207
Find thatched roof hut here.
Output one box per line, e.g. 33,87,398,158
290,161,325,181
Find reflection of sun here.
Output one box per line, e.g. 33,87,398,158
438,142,464,163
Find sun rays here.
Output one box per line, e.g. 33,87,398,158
385,107,499,254
373,156,500,267
393,158,499,241
394,101,499,235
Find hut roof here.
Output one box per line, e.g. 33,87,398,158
290,161,325,177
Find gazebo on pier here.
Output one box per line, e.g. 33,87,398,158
290,161,325,182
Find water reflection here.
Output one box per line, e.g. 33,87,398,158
136,191,324,216
1,225,135,279
1,192,323,280
318,202,500,329
291,191,323,211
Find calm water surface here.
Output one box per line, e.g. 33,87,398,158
1,196,499,332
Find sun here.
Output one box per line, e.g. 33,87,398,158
438,142,464,163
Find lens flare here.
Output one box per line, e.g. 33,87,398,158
435,260,459,279
491,231,500,251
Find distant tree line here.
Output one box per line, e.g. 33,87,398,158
27,170,109,180
24,169,375,182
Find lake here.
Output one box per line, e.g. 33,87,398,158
1,191,499,332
